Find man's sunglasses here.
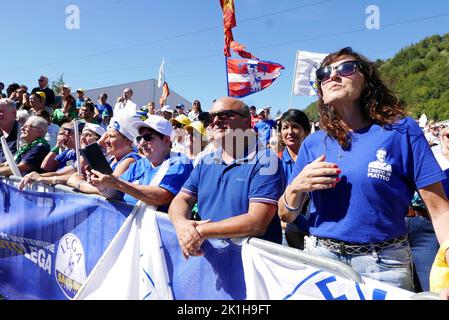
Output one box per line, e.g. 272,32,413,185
136,133,155,143
207,110,247,123
316,61,359,84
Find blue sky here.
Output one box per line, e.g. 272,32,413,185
0,0,448,114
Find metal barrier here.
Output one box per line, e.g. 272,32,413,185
1,176,441,300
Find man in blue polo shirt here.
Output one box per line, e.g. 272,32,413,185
169,97,285,259
88,115,193,213
253,108,276,147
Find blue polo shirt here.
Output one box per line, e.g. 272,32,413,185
110,152,141,171
119,153,193,212
96,103,113,124
292,117,446,243
182,147,285,244
254,119,276,146
55,149,77,171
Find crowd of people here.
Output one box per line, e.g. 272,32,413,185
0,47,448,299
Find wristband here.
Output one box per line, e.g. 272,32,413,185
51,146,60,154
283,192,300,212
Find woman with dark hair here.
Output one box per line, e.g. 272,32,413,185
188,100,202,121
279,109,312,249
52,95,77,126
278,47,449,290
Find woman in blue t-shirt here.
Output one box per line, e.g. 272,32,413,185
279,47,449,291
278,109,311,249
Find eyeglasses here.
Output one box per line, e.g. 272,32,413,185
316,61,359,84
38,79,44,82
207,110,247,123
136,133,155,143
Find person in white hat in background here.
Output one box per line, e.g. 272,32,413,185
75,88,86,110
88,115,193,212
67,116,142,194
160,104,175,120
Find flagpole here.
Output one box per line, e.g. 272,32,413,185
225,56,230,97
289,50,299,109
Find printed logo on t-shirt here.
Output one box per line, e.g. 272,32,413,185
367,148,392,181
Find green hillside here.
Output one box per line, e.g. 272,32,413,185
304,33,449,122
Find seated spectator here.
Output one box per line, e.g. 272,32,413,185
18,123,104,189
0,98,21,163
29,93,53,117
16,109,30,126
78,100,100,124
168,97,285,259
176,103,187,116
0,116,50,176
161,105,175,120
183,121,209,163
52,95,77,126
39,122,80,173
31,76,55,107
75,88,86,109
35,110,60,148
170,114,191,154
87,115,193,212
66,117,141,193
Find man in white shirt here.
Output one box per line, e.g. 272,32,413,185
113,88,138,117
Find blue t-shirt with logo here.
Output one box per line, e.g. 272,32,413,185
182,148,285,244
119,153,193,212
55,149,77,171
292,117,446,243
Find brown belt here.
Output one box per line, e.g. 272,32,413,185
406,207,429,219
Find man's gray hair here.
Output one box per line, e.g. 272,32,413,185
26,115,48,136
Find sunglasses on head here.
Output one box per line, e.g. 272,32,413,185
136,133,155,143
316,60,359,84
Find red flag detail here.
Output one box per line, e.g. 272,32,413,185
159,82,170,106
227,58,285,98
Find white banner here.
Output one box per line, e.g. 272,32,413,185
242,243,415,300
292,50,328,96
158,58,165,89
75,160,172,300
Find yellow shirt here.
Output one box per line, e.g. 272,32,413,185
430,240,449,293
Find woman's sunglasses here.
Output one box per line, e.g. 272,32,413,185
316,61,359,84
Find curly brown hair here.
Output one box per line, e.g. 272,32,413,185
316,47,406,149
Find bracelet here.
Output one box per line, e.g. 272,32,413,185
283,192,300,212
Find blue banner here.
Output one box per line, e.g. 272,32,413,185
0,180,133,300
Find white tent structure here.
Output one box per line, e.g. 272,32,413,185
83,79,191,111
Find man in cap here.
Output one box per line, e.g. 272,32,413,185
169,97,285,259
253,107,276,148
88,115,193,212
31,76,55,107
94,93,113,126
161,104,175,120
176,103,186,116
113,88,138,117
75,88,86,109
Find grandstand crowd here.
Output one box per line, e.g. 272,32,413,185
1,47,448,299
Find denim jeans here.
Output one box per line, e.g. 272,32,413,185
406,216,439,292
304,235,413,291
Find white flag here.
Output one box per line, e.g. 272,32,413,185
1,136,21,177
293,50,328,96
157,58,165,89
419,114,428,128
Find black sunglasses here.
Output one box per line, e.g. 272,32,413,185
316,60,359,84
207,110,247,123
136,133,155,143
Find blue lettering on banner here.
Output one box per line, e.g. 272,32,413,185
316,276,348,300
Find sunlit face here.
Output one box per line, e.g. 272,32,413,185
321,56,365,107
208,99,250,142
280,121,306,150
20,121,43,143
137,127,170,161
80,130,100,148
104,129,131,157
0,102,15,124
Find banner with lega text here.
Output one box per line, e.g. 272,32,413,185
0,178,417,300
